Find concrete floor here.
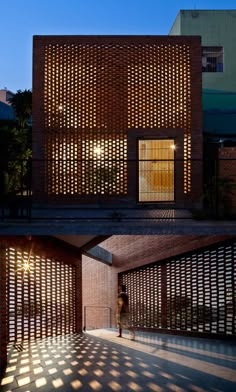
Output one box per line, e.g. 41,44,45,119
1,329,236,392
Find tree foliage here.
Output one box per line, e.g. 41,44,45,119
0,90,32,195
8,89,32,128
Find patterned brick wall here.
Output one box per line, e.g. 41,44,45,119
33,35,202,206
119,238,236,338
82,235,232,331
0,236,82,371
0,247,7,372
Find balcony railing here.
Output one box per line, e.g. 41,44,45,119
0,158,235,221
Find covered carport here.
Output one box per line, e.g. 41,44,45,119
0,234,236,391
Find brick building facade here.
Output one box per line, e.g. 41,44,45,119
33,35,202,208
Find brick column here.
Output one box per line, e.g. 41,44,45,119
0,247,7,372
161,264,167,329
75,258,83,333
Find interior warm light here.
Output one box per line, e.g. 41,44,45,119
94,146,104,156
139,139,175,202
16,248,35,278
22,260,31,272
58,105,63,111
170,144,176,150
49,136,127,196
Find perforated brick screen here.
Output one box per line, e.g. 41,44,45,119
119,239,236,337
33,36,202,202
5,247,76,342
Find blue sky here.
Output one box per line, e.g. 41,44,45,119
1,0,236,92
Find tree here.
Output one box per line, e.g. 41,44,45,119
167,295,192,314
8,89,32,128
0,123,31,194
0,89,32,195
167,295,192,327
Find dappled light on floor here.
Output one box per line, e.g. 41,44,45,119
0,330,236,391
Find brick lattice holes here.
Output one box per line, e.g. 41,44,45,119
43,41,192,196
6,247,76,343
119,240,236,337
120,265,162,329
166,243,236,334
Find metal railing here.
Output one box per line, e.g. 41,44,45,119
83,306,112,331
0,158,32,220
0,157,235,221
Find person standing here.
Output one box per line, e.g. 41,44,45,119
116,284,135,340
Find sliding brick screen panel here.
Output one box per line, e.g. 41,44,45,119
120,264,162,329
5,247,76,343
119,239,236,337
33,36,202,203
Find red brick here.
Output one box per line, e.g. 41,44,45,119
33,35,202,207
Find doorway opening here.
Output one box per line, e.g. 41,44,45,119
138,139,175,202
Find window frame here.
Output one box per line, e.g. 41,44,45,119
202,46,224,73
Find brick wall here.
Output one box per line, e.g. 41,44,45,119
119,238,236,337
82,235,233,330
0,247,7,372
82,254,118,329
101,235,233,272
0,236,82,371
0,236,82,266
33,35,202,207
218,147,236,214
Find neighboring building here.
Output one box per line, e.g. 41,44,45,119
169,10,236,140
0,89,15,120
170,10,236,213
0,102,15,120
0,89,14,105
33,35,202,208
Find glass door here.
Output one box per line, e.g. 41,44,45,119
138,139,175,202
